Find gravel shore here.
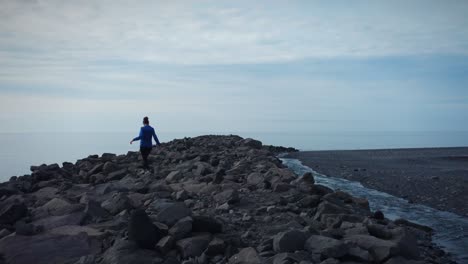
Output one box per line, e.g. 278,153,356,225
287,147,468,217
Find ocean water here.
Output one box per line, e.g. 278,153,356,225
281,158,468,263
1,131,468,182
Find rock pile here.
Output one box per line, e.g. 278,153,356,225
0,135,454,264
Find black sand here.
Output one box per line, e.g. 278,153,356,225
288,147,468,217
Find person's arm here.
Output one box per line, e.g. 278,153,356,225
130,128,143,144
152,129,161,146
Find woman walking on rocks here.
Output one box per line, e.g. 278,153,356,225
130,116,161,169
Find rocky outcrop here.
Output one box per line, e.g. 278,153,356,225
0,135,453,264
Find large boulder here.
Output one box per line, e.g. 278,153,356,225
0,201,28,225
176,233,212,258
101,193,133,215
128,209,166,249
214,189,240,205
304,235,348,259
192,215,223,233
169,216,193,240
102,239,163,264
273,230,309,253
0,232,100,264
155,202,192,226
344,234,399,263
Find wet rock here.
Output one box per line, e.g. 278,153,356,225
128,209,165,249
273,183,292,192
273,230,309,253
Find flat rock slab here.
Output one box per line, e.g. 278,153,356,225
0,232,99,264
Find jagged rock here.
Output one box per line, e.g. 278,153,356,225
304,235,348,259
32,211,86,231
166,170,183,183
229,247,262,264
192,215,223,233
101,193,133,215
176,234,212,258
88,163,104,175
205,237,225,256
35,197,84,218
102,239,163,264
102,161,118,174
247,173,264,188
384,256,425,264
0,228,12,239
214,189,239,205
169,216,193,240
273,230,309,253
344,234,399,263
156,202,192,226
0,201,27,224
0,232,100,264
156,235,175,254
84,200,110,223
314,201,351,221
241,138,263,149
273,183,292,192
128,209,165,249
107,168,127,181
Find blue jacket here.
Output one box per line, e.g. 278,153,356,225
133,125,161,148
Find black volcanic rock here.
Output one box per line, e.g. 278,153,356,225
0,135,454,264
128,209,165,249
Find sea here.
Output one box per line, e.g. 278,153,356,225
1,130,468,182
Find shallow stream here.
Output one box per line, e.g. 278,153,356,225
281,158,468,263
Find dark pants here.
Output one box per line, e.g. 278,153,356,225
140,147,152,168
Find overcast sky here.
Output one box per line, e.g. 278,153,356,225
1,0,467,134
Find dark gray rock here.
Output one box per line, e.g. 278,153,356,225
107,168,127,181
214,189,239,205
102,239,163,264
0,232,100,264
0,201,27,224
176,234,212,258
273,230,309,253
192,215,223,233
156,235,175,254
84,200,111,223
155,202,192,226
304,235,348,259
169,216,193,240
205,237,225,256
229,247,262,264
128,209,165,249
101,193,133,215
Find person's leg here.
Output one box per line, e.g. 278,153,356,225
140,147,151,168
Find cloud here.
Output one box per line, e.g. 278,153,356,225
1,0,468,66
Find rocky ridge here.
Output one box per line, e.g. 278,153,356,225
0,135,455,264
